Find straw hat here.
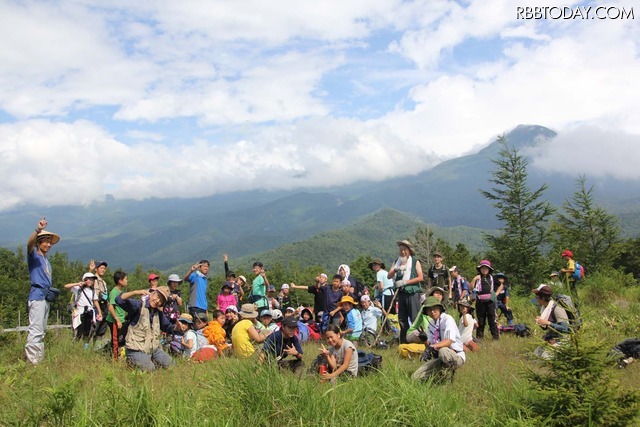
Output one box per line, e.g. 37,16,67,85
36,230,60,245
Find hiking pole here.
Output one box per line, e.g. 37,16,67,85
372,289,400,348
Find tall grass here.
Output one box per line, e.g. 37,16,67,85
1,287,639,426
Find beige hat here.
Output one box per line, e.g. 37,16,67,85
396,240,415,255
239,303,259,319
154,286,170,303
36,230,60,245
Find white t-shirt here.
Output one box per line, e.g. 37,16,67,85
71,285,97,312
330,339,358,376
458,313,475,345
183,330,199,358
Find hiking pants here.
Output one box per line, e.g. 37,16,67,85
126,348,175,372
397,291,420,344
25,300,50,365
476,300,499,339
412,347,464,381
497,301,513,323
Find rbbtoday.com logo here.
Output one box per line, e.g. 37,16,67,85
517,5,634,20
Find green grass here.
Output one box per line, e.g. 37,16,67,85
1,287,639,426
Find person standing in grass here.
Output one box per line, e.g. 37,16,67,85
388,240,424,344
469,260,502,340
560,250,577,294
25,217,60,365
223,254,245,305
427,252,452,305
251,262,270,314
217,281,237,313
449,266,469,309
116,286,175,371
65,273,103,349
412,296,465,382
319,324,358,382
106,270,128,360
494,272,514,326
88,260,110,350
183,260,211,318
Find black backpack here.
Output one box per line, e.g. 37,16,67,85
357,350,382,375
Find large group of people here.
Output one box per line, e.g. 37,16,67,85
25,218,578,383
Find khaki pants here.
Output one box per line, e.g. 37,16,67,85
412,347,464,381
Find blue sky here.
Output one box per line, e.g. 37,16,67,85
0,0,638,211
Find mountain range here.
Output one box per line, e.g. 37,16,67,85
1,125,638,271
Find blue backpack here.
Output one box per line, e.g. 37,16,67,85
572,262,585,281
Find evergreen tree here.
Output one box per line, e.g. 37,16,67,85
551,175,620,273
481,136,554,292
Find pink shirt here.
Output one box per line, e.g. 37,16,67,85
217,293,237,312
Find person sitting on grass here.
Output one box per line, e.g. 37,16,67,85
231,303,270,358
256,309,278,336
457,299,479,352
223,305,239,338
319,324,358,382
532,284,570,359
116,286,175,372
65,272,103,350
259,316,304,373
337,295,362,342
203,309,230,355
412,296,465,382
175,313,199,358
360,295,383,334
300,307,321,341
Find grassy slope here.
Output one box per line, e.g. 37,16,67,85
1,280,639,426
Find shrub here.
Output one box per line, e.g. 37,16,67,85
521,330,640,426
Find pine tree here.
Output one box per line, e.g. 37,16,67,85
523,331,640,426
551,175,620,273
481,136,554,292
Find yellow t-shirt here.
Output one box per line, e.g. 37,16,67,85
565,259,576,281
231,319,256,358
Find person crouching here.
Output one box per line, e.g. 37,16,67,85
412,296,465,383
116,286,175,371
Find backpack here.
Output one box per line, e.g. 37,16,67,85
357,350,382,375
571,262,585,281
555,294,582,330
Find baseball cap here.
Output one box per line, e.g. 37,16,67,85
281,317,298,329
532,284,553,296
360,295,371,303
148,273,160,281
82,272,97,281
281,283,289,290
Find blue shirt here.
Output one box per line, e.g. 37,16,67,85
345,308,363,338
361,306,382,332
187,271,209,310
262,330,303,360
115,294,173,333
27,249,52,301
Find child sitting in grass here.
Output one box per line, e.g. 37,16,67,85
458,300,479,352
176,313,199,358
203,309,230,355
319,324,358,382
338,295,362,342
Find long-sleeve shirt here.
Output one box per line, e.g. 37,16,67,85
115,294,173,334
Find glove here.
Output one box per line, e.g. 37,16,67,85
395,280,407,288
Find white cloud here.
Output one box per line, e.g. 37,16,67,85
0,1,638,211
529,125,640,180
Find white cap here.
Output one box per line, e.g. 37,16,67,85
167,274,183,283
82,272,97,281
281,283,290,290
449,265,457,272
360,295,371,303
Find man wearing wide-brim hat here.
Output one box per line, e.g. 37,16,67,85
369,258,395,315
412,296,465,382
388,240,424,343
25,217,61,364
116,286,176,371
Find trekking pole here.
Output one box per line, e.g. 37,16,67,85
372,290,400,348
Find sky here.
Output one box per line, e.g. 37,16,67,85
0,0,639,211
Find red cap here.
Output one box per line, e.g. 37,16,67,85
148,273,160,281
561,250,573,258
